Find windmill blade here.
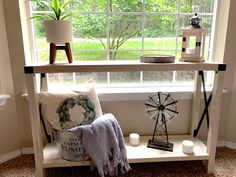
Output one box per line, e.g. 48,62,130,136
145,108,159,116
145,101,157,108
149,95,160,107
164,100,178,107
162,93,171,104
158,92,162,105
166,108,178,114
162,111,174,122
164,96,175,106
149,109,160,120
145,107,158,112
152,94,160,106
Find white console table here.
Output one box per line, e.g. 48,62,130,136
24,60,226,177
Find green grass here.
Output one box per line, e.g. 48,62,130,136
36,37,210,62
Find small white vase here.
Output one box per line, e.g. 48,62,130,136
43,20,72,44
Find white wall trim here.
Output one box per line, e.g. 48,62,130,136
216,141,226,147
225,141,236,149
21,147,34,154
22,86,215,102
0,150,21,164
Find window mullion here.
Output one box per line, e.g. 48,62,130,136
140,0,146,84
173,0,181,83
106,0,110,84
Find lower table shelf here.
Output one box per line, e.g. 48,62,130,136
43,135,209,168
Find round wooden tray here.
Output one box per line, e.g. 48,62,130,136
140,54,175,63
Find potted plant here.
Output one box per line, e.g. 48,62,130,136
30,0,74,44
30,0,74,63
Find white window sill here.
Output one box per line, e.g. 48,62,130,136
22,86,220,101
96,86,213,101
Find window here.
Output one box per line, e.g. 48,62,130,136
29,0,217,88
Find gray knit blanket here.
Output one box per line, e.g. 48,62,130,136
68,113,130,177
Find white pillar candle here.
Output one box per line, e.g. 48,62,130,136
182,140,194,154
129,133,140,146
186,48,195,54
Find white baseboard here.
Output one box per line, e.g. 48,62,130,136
216,141,226,147
21,147,34,154
0,150,21,164
225,141,236,149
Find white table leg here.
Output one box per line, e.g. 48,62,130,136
206,70,224,174
26,74,45,177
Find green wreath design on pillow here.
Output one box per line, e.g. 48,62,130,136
56,95,96,128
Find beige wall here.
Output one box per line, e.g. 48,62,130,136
0,0,20,156
101,99,192,136
3,0,33,149
0,0,236,157
223,0,236,143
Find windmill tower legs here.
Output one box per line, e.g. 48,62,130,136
147,113,174,151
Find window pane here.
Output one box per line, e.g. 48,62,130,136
110,0,142,12
72,0,106,12
75,72,107,84
73,14,107,50
180,0,214,13
143,71,174,83
48,72,108,87
109,15,142,52
144,15,177,50
73,38,107,50
32,18,45,39
109,51,141,60
48,73,74,85
73,51,107,61
145,0,178,13
36,50,48,63
110,72,140,83
175,71,194,82
30,2,51,11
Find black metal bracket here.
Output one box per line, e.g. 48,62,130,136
24,66,34,74
39,103,52,143
193,71,212,137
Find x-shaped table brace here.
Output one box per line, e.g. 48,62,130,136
193,71,212,137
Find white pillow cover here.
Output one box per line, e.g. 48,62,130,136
38,85,102,131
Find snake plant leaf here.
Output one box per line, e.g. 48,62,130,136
52,0,60,13
61,11,73,20
29,14,57,20
29,0,74,20
50,0,60,20
61,0,73,9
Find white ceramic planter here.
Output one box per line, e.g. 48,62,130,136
43,20,72,44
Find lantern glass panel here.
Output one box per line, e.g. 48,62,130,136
186,36,196,54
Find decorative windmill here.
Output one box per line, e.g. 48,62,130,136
145,92,178,151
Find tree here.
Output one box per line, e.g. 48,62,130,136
73,0,142,60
